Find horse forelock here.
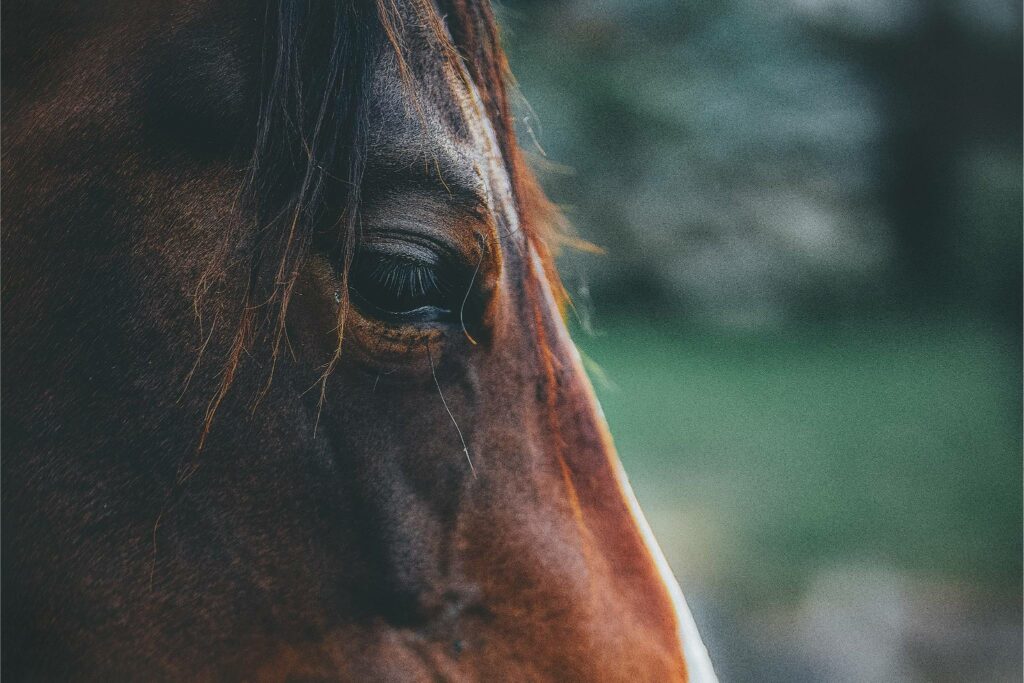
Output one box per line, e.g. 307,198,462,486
195,0,567,445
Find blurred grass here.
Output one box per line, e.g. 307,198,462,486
575,311,1022,602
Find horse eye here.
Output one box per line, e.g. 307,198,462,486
348,248,457,322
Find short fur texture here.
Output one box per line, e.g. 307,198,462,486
2,1,704,679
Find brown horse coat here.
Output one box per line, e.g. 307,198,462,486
2,1,716,680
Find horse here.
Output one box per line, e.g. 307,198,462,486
1,1,716,679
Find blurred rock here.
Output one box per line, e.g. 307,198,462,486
794,565,916,681
735,564,1023,682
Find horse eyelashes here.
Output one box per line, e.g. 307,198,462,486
366,257,446,299
348,250,458,320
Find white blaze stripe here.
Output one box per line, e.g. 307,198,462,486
527,247,719,682
611,457,719,683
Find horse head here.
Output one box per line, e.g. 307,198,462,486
2,1,715,679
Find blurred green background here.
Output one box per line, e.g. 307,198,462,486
498,1,1021,680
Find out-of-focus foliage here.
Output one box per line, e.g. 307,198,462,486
500,0,1021,327
574,313,1021,681
499,2,1022,680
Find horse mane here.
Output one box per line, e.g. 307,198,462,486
195,0,566,449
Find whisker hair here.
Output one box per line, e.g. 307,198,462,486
426,342,476,478
459,244,484,345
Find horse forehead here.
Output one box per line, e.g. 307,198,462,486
364,42,521,239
